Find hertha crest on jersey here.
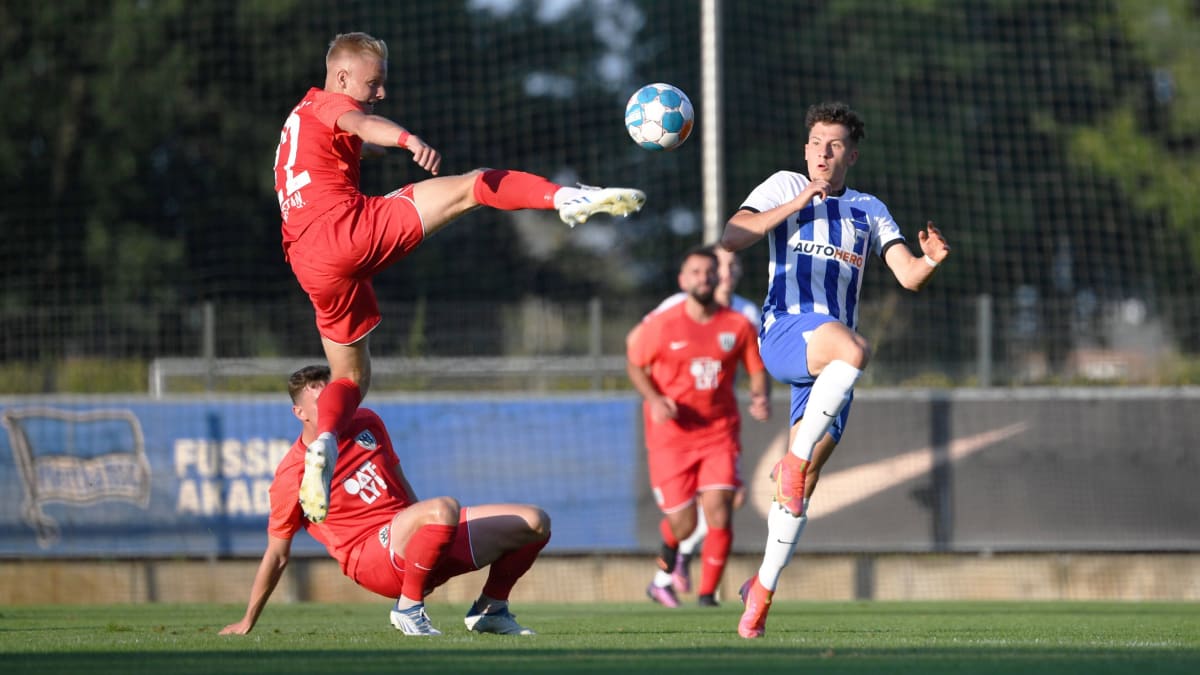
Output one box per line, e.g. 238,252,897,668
355,430,377,450
718,332,736,351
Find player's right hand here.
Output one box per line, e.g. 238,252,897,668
649,395,678,424
801,178,831,204
219,619,253,635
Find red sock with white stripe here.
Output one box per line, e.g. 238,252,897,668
697,526,732,597
399,523,457,604
481,537,551,601
473,170,561,210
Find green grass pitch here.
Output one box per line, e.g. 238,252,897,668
3,601,1199,674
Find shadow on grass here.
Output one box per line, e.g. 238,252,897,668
9,645,1200,675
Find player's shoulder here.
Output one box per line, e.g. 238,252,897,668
274,439,307,477
759,170,809,190
839,187,888,210
647,292,687,318
347,408,387,440
305,88,366,124
644,298,688,326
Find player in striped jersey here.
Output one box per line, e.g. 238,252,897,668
275,32,645,525
721,102,950,638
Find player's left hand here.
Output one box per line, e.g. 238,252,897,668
918,221,950,264
402,134,442,175
748,393,770,421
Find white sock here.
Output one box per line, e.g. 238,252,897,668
790,360,861,462
757,499,809,591
678,509,708,556
653,570,674,587
394,595,422,611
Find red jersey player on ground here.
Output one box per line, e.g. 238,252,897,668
626,246,770,608
275,32,645,524
220,365,551,637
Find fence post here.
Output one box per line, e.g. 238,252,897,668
202,301,215,393
977,294,992,387
589,297,603,390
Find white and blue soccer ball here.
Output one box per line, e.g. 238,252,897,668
625,83,694,151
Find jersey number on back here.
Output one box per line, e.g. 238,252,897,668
275,113,312,206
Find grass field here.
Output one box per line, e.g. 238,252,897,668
3,601,1199,674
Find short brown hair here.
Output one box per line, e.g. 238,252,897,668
288,365,330,403
805,102,865,143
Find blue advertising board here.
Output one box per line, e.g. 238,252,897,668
0,395,641,557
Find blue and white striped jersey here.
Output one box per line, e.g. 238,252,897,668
739,170,906,333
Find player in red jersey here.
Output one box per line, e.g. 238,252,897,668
276,32,645,524
220,366,551,637
626,246,762,597
626,247,770,608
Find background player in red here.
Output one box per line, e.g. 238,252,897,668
219,365,552,637
625,245,762,597
275,32,646,523
626,247,770,608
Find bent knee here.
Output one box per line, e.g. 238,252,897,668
426,496,461,525
529,507,551,539
843,336,871,369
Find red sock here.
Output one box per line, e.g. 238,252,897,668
400,523,457,601
697,526,732,596
316,378,362,436
659,517,680,548
481,536,550,601
473,170,560,210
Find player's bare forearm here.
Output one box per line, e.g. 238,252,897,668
747,370,771,421
220,537,290,635
626,359,661,403
888,221,950,291
720,212,771,251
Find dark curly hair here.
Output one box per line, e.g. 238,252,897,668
805,102,865,143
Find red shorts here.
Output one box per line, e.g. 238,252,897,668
286,186,425,345
347,508,478,599
647,435,742,513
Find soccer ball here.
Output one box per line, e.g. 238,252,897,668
625,83,694,151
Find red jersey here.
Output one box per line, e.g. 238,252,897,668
268,408,415,575
273,87,366,247
628,302,765,451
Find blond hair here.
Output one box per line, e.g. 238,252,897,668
326,32,388,65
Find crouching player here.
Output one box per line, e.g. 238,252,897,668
221,365,550,637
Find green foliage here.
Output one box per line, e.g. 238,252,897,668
0,358,146,394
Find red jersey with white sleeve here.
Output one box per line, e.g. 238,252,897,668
268,408,415,575
273,87,366,248
628,302,765,451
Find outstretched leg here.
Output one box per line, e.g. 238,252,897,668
409,169,645,237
